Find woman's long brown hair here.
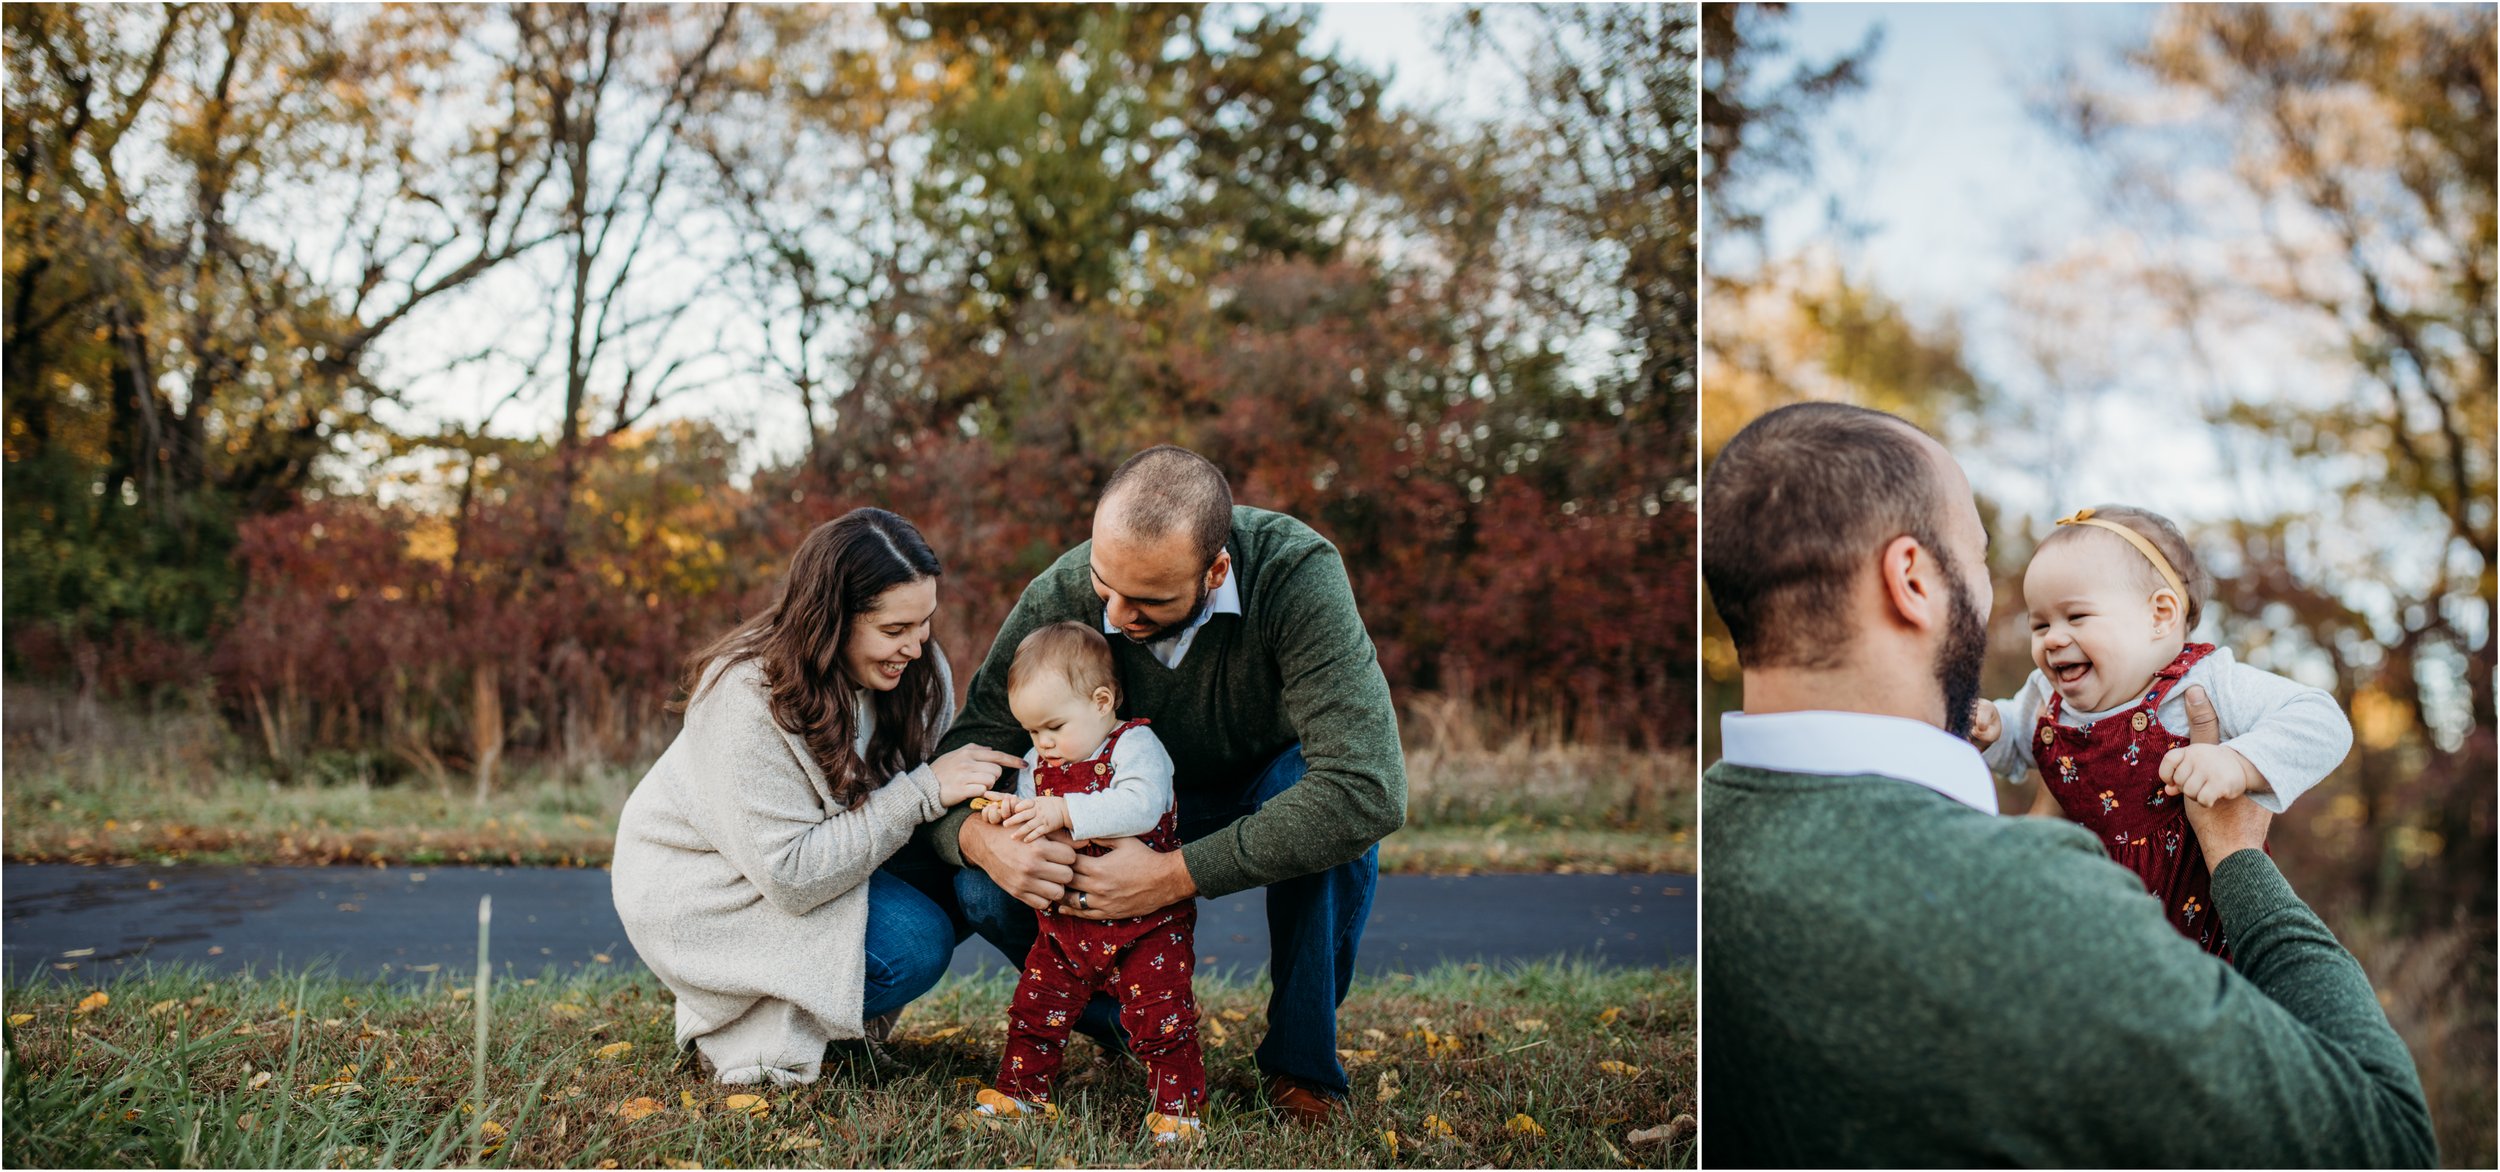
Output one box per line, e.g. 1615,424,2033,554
677,507,945,810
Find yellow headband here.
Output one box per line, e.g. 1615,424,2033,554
2055,508,2187,610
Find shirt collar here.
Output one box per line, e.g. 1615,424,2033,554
1719,710,2000,814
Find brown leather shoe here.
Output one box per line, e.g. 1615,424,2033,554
1263,1075,1342,1124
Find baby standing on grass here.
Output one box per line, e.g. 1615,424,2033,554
970,622,1205,1144
1971,506,2352,959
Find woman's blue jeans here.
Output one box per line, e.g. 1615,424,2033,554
952,744,1378,1097
860,867,960,1021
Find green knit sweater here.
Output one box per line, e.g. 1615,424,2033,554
923,506,1406,900
1702,762,2434,1168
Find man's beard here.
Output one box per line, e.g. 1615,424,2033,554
1936,571,1989,743
1125,577,1213,647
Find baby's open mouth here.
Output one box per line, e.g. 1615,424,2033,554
2052,660,2091,686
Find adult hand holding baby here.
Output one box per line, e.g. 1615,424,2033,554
2173,685,2271,871
962,814,1081,912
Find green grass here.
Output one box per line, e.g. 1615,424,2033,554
2,685,1694,874
2,961,1695,1169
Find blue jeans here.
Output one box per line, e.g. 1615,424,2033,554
953,744,1379,1097
861,867,960,1021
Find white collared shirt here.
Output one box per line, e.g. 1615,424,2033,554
1719,709,2000,814
1104,571,1241,669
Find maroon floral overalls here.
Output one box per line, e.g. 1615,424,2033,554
993,718,1204,1114
2036,643,2240,960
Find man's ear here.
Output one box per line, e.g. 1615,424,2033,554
1878,534,1943,633
1204,549,1232,592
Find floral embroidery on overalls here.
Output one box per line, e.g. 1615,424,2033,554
2035,643,2243,961
991,718,1205,1113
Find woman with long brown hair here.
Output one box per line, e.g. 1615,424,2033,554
611,507,1024,1086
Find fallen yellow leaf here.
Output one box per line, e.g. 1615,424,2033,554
1599,1060,1643,1077
1376,1070,1400,1104
662,1161,701,1170
237,1112,258,1134
1383,1129,1401,1160
1597,1006,1623,1026
248,1071,273,1091
478,1120,508,1156
75,992,109,1014
920,1025,963,1040
549,1003,588,1019
1205,1018,1229,1047
614,1097,665,1121
148,1000,179,1016
1363,1027,1389,1043
1223,1009,1247,1022
594,1161,621,1170
723,1093,769,1118
1422,1113,1456,1139
776,1135,822,1151
6,1014,32,1027
1506,1113,1546,1137
595,1041,633,1060
680,1090,699,1112
1514,1019,1546,1033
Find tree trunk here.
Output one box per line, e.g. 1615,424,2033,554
471,664,504,806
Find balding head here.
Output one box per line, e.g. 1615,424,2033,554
1098,445,1234,568
1703,402,1967,669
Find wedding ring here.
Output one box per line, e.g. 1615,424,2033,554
1075,890,1089,911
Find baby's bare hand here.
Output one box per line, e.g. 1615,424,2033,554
1969,700,2001,748
2160,743,2254,808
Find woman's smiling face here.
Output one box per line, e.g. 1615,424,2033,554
842,577,937,692
2022,533,2183,713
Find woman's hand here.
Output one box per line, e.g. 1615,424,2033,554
931,744,1026,807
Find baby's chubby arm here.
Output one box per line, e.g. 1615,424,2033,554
1977,675,2050,779
2164,654,2352,813
1059,729,1177,842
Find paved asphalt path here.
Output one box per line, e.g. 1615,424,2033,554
3,865,1689,986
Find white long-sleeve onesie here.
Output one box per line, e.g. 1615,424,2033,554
1012,724,1177,841
1981,645,2351,814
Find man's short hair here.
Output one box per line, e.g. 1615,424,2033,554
1008,621,1122,706
1100,445,1234,567
1703,402,1955,669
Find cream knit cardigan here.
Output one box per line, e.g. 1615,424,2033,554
611,652,953,1085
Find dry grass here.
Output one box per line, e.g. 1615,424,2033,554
1,960,1695,1169
3,686,1694,874
2330,908,2496,1168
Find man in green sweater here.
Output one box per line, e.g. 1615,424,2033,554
1699,403,2434,1166
918,445,1405,1121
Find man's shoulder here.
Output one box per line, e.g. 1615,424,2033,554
1231,505,1335,563
1705,763,2106,867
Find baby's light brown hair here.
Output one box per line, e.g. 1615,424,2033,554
1008,621,1123,706
2038,504,2212,629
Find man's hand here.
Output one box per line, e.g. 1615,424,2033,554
2173,685,2271,869
1969,699,2002,748
960,815,1077,912
1061,837,1197,920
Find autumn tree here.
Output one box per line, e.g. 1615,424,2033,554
3,3,551,660
2032,3,2495,919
